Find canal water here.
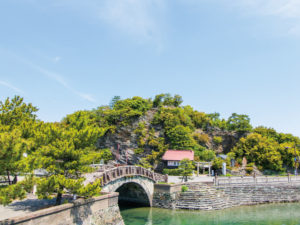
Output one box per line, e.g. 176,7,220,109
120,203,300,225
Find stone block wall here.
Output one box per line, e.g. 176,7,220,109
217,184,300,206
0,193,124,225
152,184,182,209
153,182,300,211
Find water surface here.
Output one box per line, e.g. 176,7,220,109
120,203,300,225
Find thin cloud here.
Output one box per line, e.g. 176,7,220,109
0,80,24,94
53,56,61,63
7,51,96,103
225,0,300,35
181,0,300,36
100,0,165,44
25,0,166,48
30,64,96,103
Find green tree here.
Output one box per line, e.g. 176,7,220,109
227,113,252,133
232,133,283,171
0,96,38,184
0,130,29,184
109,96,121,109
166,125,195,150
198,149,216,162
28,124,103,205
179,158,194,182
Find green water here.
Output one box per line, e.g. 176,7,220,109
120,203,300,225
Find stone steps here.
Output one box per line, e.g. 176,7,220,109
176,185,234,210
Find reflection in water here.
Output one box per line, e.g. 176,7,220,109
120,203,300,225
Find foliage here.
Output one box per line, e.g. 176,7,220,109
197,149,216,162
162,168,181,176
227,113,252,133
212,157,224,170
231,133,283,171
134,122,147,147
166,125,195,150
0,130,29,184
213,136,223,145
178,158,194,178
27,123,103,205
99,149,113,163
0,175,35,205
153,93,183,108
109,96,121,109
104,96,152,126
181,185,188,192
134,148,144,154
137,158,153,169
193,133,210,145
0,96,38,130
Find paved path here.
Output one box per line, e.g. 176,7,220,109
168,175,214,183
0,194,56,221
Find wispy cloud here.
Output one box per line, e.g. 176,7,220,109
181,0,300,36
224,0,300,35
29,63,96,103
99,0,165,45
7,50,96,103
53,56,61,63
26,0,166,48
0,80,24,94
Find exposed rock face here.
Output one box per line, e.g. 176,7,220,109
97,109,245,167
205,127,247,154
97,110,161,165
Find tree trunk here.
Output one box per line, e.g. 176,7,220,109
7,170,11,185
12,175,17,184
55,192,62,205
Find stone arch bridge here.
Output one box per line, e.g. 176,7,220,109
85,166,168,206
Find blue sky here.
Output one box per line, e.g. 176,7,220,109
1,0,300,137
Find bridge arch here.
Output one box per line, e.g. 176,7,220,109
102,176,154,206
85,166,167,207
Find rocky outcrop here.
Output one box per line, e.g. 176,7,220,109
97,109,245,167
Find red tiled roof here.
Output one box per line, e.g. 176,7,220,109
162,150,194,161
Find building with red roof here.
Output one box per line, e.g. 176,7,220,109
162,150,194,168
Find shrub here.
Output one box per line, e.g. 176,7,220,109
162,169,181,176
193,133,210,145
134,148,144,154
181,185,188,192
213,136,223,145
198,149,216,162
212,157,224,170
245,167,253,173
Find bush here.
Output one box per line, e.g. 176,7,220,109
245,167,253,173
181,185,188,192
193,133,210,145
212,157,224,170
162,168,181,176
134,148,144,154
213,136,223,145
197,149,216,162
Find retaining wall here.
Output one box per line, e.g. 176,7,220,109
0,193,124,225
217,184,300,206
153,182,300,210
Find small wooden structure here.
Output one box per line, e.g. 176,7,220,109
196,162,212,176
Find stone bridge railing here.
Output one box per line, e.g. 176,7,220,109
100,166,168,186
216,175,300,186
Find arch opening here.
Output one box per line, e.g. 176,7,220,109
116,182,151,208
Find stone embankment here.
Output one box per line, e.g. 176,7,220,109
0,193,124,225
153,182,300,211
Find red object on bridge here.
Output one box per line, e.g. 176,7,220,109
162,150,194,161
